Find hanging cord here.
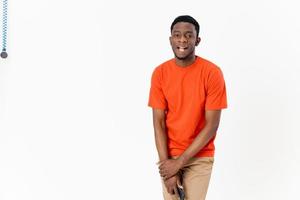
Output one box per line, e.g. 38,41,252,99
1,0,8,58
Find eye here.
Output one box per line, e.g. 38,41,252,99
186,34,192,39
173,33,180,38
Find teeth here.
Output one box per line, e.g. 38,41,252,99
179,48,185,52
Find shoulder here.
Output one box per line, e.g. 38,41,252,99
195,56,226,86
197,56,222,72
196,56,225,81
152,58,174,75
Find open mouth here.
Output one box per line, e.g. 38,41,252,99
177,46,188,52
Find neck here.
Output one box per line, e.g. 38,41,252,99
175,54,196,67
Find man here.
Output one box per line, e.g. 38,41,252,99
148,15,227,200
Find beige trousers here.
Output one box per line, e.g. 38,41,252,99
162,157,214,200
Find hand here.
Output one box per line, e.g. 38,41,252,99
159,158,183,180
164,175,181,196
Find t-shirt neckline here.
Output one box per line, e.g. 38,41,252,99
172,56,199,70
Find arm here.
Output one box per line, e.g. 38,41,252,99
178,110,221,165
152,108,169,162
159,110,222,179
152,108,182,196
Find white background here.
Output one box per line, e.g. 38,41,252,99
1,0,300,199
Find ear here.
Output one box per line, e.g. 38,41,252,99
169,36,172,45
195,37,201,46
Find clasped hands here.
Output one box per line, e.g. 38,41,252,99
157,158,184,180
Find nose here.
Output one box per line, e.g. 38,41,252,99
179,35,187,43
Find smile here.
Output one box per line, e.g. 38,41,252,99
178,47,188,52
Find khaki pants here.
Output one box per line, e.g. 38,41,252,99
162,157,214,200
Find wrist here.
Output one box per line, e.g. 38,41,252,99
159,154,169,162
157,157,169,165
176,155,185,169
177,155,187,168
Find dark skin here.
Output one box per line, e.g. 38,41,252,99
169,22,201,67
152,22,222,196
152,109,180,196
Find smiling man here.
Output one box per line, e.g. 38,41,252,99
148,15,227,200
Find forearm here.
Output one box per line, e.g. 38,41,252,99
154,121,169,161
158,124,218,180
178,124,218,165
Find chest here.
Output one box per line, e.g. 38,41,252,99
162,70,207,106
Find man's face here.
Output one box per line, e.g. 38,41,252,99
170,22,200,60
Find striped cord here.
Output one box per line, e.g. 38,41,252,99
1,0,8,58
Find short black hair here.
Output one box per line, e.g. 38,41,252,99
170,15,200,37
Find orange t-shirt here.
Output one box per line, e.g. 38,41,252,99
148,56,227,157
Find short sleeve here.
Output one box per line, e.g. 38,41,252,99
148,67,167,110
205,68,227,110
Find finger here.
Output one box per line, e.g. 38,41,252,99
159,165,168,172
163,174,170,181
165,172,175,180
162,172,168,179
174,187,179,198
159,170,166,177
158,163,165,169
167,187,174,195
164,174,173,181
160,161,170,168
165,175,171,180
